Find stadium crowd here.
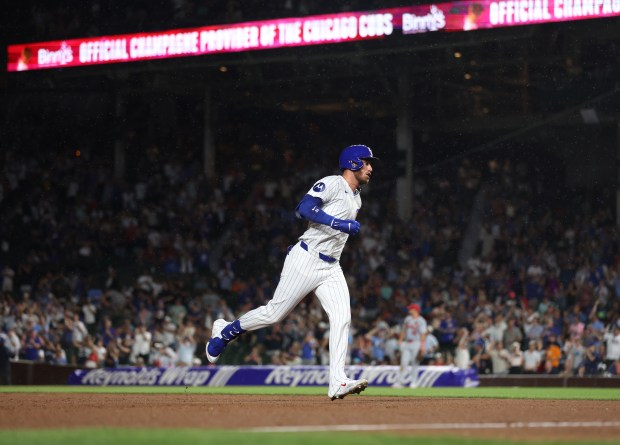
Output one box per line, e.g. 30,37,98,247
1,116,620,383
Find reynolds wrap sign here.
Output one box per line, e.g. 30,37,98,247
8,0,620,72
68,365,479,388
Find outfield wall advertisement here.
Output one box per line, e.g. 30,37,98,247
8,0,620,72
68,365,480,388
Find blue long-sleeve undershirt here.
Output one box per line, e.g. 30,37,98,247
295,194,334,226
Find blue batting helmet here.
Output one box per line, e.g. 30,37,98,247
338,145,379,171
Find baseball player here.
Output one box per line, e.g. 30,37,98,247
394,303,427,388
206,145,378,400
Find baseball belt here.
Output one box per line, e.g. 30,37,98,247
299,241,337,263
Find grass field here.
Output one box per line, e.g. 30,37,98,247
1,386,619,445
2,385,620,399
6,429,613,445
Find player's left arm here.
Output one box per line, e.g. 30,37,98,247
295,194,360,235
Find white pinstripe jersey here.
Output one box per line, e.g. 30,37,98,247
299,175,361,260
403,315,427,343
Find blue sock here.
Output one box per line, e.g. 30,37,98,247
220,320,245,344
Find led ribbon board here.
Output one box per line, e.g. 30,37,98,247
7,0,620,72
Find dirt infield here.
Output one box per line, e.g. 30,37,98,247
1,393,619,441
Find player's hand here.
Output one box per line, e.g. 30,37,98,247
331,218,361,236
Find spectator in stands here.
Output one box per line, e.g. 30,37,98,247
168,297,188,328
603,322,620,375
0,334,13,384
435,308,458,354
471,336,492,374
264,324,285,363
507,342,524,374
4,329,20,361
454,328,471,370
284,342,302,365
151,342,177,368
160,316,178,348
300,331,318,365
522,340,543,374
21,328,44,362
99,316,117,348
60,314,77,365
116,335,133,366
176,335,197,366
364,318,390,365
567,307,586,340
488,340,510,375
503,316,523,350
83,336,101,368
103,341,119,368
578,341,603,377
131,324,152,365
563,336,586,376
72,312,88,357
524,313,544,343
484,313,507,345
81,297,98,336
351,335,371,365
422,326,440,365
543,334,563,374
243,345,263,365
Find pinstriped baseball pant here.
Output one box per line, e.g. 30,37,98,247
238,242,351,385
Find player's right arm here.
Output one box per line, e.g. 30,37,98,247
295,194,360,235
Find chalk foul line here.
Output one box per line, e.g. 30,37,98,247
246,420,620,433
